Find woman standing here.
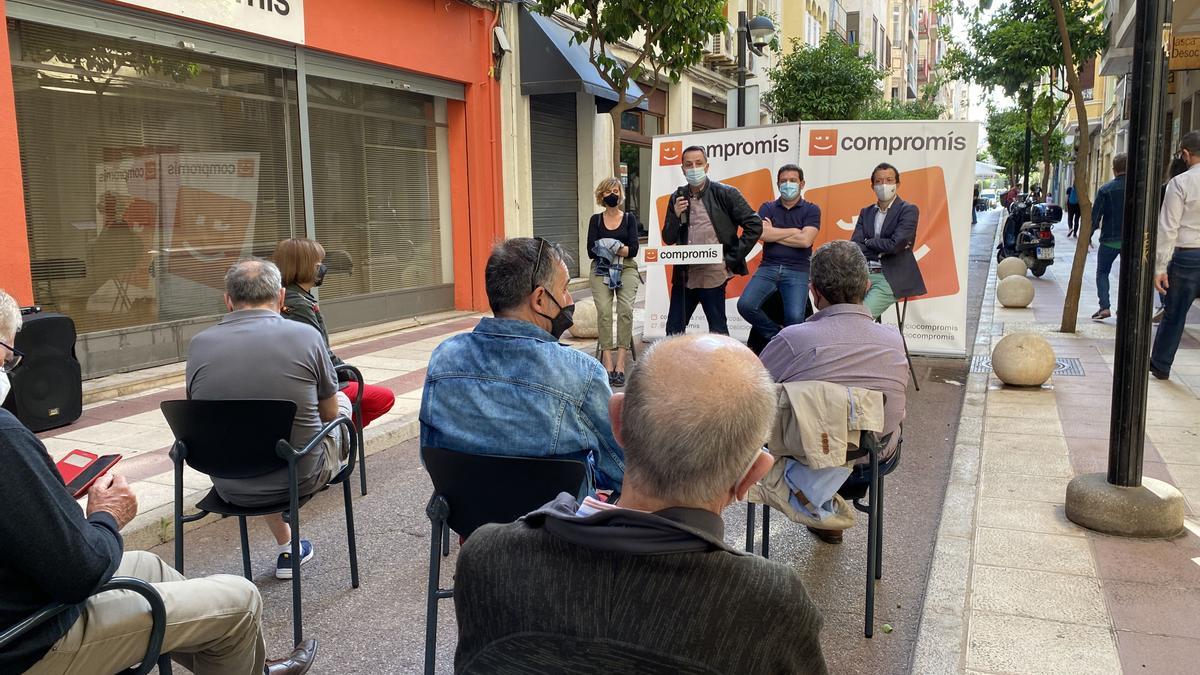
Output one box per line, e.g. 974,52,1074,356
273,238,396,427
586,178,641,387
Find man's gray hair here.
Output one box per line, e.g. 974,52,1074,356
224,259,282,308
811,240,870,306
0,290,21,342
620,336,777,507
1112,152,1127,174
485,237,574,315
1182,131,1200,154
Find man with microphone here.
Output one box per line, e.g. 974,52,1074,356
851,162,926,318
662,146,762,335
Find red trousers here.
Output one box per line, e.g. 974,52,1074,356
341,381,396,428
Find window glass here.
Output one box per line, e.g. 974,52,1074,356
12,21,302,332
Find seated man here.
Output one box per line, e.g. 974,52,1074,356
759,240,909,544
453,334,827,674
0,290,314,675
420,237,624,491
187,260,351,579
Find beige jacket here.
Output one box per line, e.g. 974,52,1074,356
769,381,885,470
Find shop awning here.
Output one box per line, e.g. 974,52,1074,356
519,9,648,110
976,161,1005,178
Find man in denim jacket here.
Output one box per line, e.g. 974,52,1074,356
420,237,625,491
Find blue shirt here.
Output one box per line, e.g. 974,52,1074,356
1067,186,1079,205
1092,175,1126,244
419,316,624,491
758,198,821,271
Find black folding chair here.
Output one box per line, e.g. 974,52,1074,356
0,577,173,674
161,399,361,647
746,430,902,638
420,446,587,675
335,364,368,496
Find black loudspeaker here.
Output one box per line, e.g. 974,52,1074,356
3,312,83,432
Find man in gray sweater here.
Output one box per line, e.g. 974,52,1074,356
453,334,828,674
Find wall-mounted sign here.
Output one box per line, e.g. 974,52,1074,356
116,0,305,44
1170,33,1200,71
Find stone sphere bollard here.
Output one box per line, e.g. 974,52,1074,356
997,256,1028,280
997,275,1035,308
991,332,1057,386
568,297,598,339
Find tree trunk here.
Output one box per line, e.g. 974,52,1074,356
1041,134,1052,198
608,102,630,177
1051,0,1094,334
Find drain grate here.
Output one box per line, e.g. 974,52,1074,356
971,356,1084,376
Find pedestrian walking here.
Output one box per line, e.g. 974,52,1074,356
1151,132,1200,380
1090,154,1127,321
1066,185,1081,237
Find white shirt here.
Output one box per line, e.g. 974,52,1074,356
1156,163,1200,273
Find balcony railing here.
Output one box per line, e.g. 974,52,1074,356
831,0,849,40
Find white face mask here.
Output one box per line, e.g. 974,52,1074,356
874,183,897,202
0,372,10,406
685,167,707,187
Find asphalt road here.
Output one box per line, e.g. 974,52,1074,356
149,209,1001,674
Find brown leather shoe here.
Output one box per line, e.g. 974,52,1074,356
265,639,317,675
806,526,844,544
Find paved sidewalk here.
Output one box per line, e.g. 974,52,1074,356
913,215,1200,674
39,305,620,551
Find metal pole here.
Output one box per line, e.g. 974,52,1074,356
737,10,748,128
1108,0,1169,487
1023,83,1033,193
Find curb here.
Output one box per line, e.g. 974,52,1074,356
909,222,1001,673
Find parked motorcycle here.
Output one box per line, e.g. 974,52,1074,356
997,198,1061,277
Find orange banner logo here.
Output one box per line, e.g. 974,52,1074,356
659,141,683,166
809,129,838,156
644,248,659,263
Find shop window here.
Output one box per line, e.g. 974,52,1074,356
304,76,453,301
11,21,303,333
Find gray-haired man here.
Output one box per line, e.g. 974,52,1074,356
453,334,827,673
187,259,351,579
759,241,909,544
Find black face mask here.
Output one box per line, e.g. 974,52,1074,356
536,288,575,339
314,263,328,287
603,193,620,208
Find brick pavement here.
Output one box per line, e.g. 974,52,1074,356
913,216,1200,674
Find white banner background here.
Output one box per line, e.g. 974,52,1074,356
644,124,801,339
799,120,977,356
644,121,977,356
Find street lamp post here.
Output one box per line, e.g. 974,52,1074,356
735,11,776,128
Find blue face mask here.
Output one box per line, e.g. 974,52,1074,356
779,182,801,200
685,167,707,187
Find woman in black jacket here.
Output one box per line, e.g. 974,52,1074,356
586,178,641,386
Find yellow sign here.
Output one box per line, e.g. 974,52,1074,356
1170,33,1200,70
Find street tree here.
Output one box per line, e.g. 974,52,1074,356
529,0,728,174
940,0,1104,332
859,97,946,120
985,106,1029,185
763,34,886,121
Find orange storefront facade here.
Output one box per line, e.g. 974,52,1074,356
0,0,503,377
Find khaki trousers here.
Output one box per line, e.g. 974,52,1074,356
590,265,639,352
27,551,266,675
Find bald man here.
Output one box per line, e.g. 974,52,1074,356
452,335,828,674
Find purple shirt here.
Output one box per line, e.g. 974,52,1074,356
759,303,909,455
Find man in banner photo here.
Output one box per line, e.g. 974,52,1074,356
662,146,762,335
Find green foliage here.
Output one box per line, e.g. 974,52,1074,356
28,35,201,94
529,0,728,100
985,106,1029,182
941,0,1105,96
859,97,946,120
764,34,887,121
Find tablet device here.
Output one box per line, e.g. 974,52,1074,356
56,450,123,499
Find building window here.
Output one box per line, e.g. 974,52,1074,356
12,21,303,332
305,76,453,301
621,110,642,133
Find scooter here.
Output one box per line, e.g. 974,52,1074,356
997,198,1061,277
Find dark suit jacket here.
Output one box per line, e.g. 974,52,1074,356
454,495,827,674
851,197,927,299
